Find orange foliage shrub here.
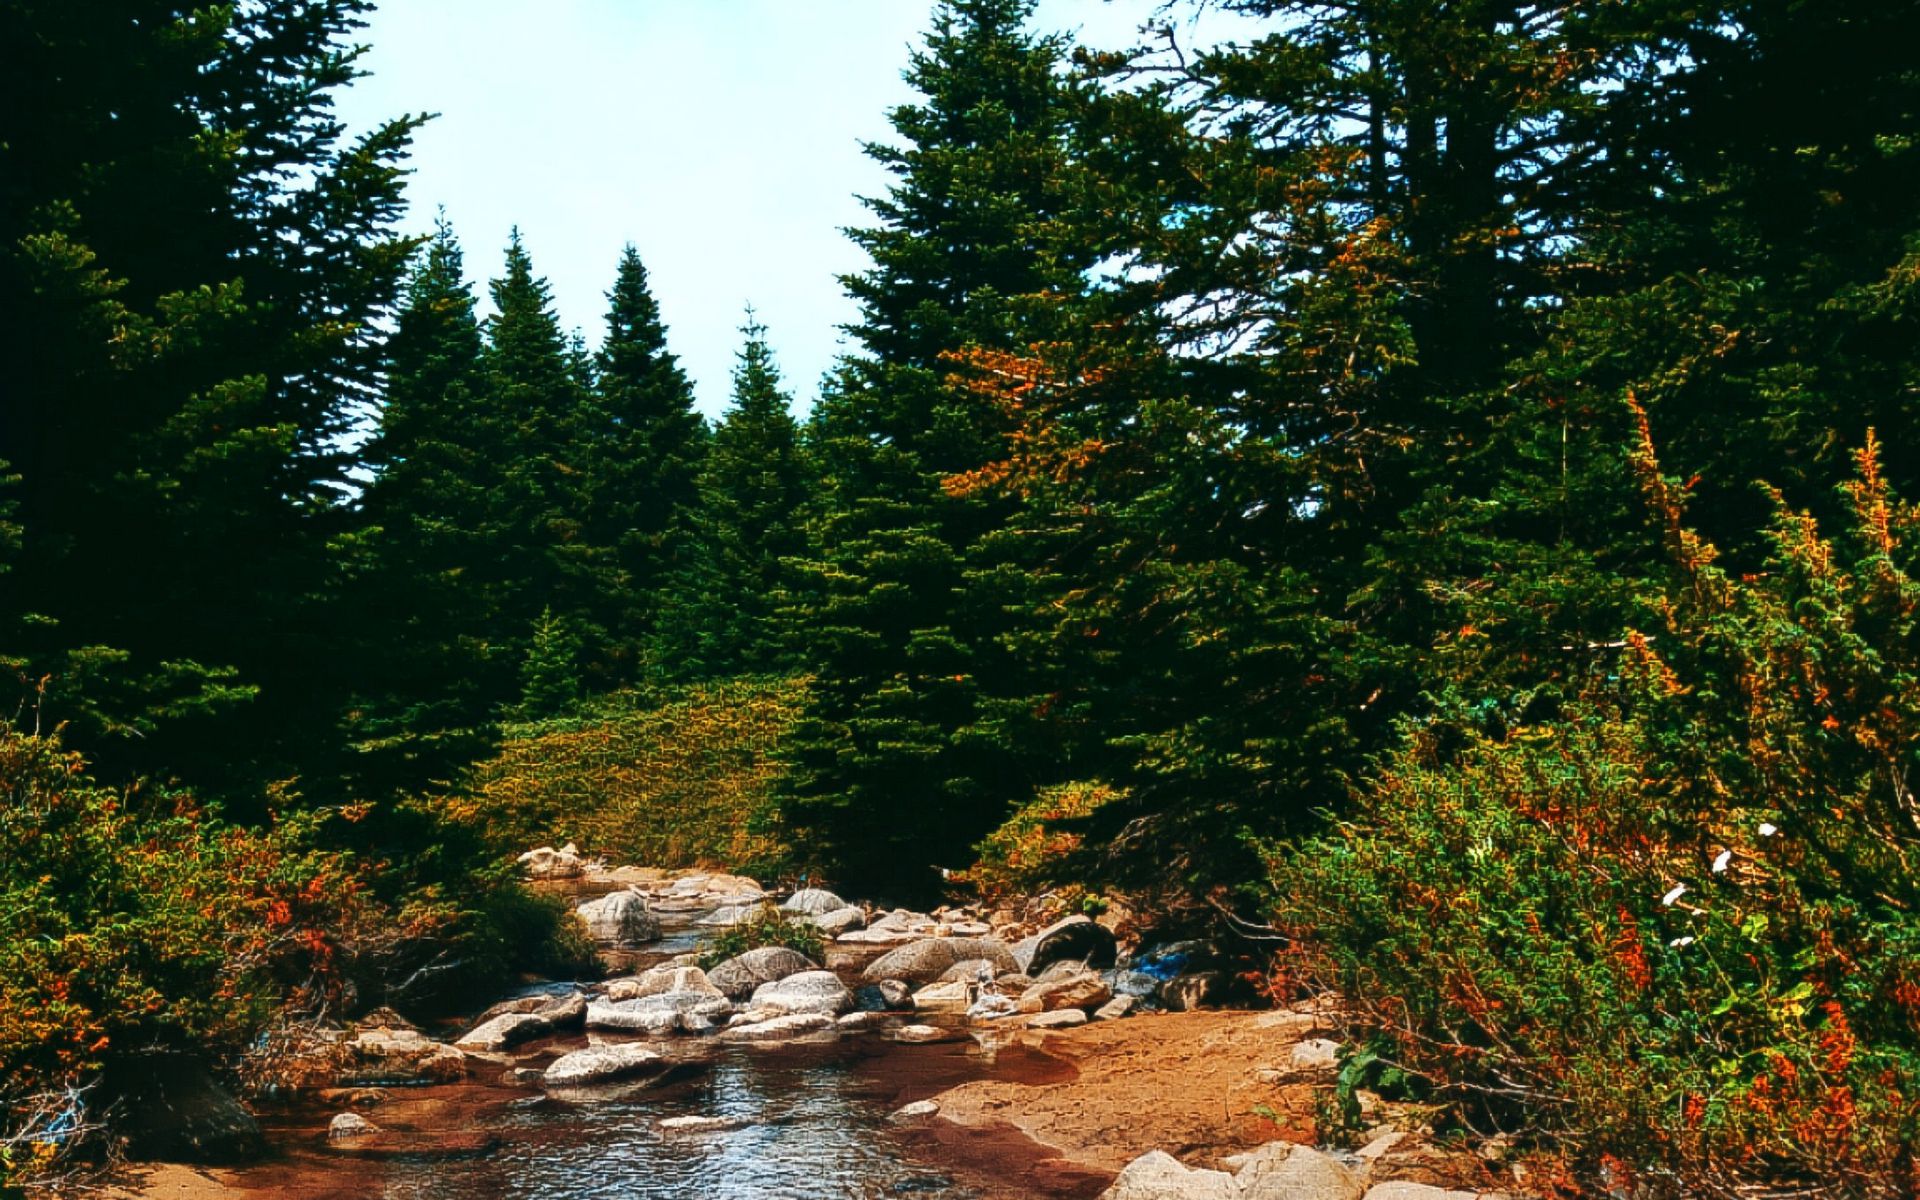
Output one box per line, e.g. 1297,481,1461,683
465,676,806,874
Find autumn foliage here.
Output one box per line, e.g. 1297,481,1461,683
465,677,807,875
1271,430,1920,1197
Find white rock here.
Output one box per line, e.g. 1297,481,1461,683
1290,1038,1342,1074
781,888,849,915
1234,1143,1365,1200
747,970,854,1017
327,1112,380,1140
890,1100,940,1122
1093,995,1138,1021
1100,1150,1237,1200
657,1115,748,1133
576,890,661,947
541,1043,666,1089
1028,1008,1089,1029
720,1012,837,1042
453,1012,549,1053
807,905,867,935
911,980,973,1014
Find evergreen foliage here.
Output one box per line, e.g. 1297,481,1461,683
779,0,1097,900
653,315,809,679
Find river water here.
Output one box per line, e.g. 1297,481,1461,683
231,909,1074,1200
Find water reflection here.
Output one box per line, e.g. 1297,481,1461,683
379,1042,985,1200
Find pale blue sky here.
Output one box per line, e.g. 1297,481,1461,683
332,1,1208,417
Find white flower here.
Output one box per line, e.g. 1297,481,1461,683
1712,850,1732,874
1662,884,1688,906
1669,936,1695,948
1758,822,1779,837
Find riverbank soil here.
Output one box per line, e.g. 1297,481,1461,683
911,1007,1328,1193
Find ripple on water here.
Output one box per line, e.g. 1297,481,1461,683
376,1043,987,1200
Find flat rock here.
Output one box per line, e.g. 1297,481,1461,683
748,969,853,1017
911,980,973,1014
706,946,820,1000
1233,1144,1365,1200
806,905,867,935
335,1028,467,1086
1094,995,1138,1021
836,1011,884,1032
892,1023,967,1044
1028,1008,1089,1029
454,1012,549,1053
1360,1185,1479,1200
542,1043,668,1089
1018,972,1113,1014
861,937,1019,984
326,1112,380,1141
1100,1150,1236,1200
720,1012,837,1043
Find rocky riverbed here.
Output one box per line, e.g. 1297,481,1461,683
106,858,1524,1200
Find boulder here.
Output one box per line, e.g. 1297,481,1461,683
1231,1144,1365,1200
1288,1038,1342,1076
1016,914,1119,975
892,1023,964,1044
720,1012,837,1043
861,937,1019,985
938,958,1004,984
706,946,820,1000
1028,1008,1089,1030
335,1027,467,1086
104,1052,265,1164
1017,972,1113,1014
1093,995,1138,1021
453,1012,550,1053
327,1112,381,1141
1100,1150,1236,1200
1036,958,1096,983
1159,970,1226,1012
538,992,588,1030
968,993,1021,1021
781,887,849,916
836,1011,884,1032
853,980,914,1011
835,908,940,945
587,969,731,1034
806,905,867,935
587,993,732,1035
541,1043,668,1089
910,981,972,1014
517,843,586,880
576,889,662,947
699,903,761,927
747,970,853,1017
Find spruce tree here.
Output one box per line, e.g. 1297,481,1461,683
479,230,610,673
588,246,707,675
0,0,423,796
653,315,809,679
348,218,503,790
780,0,1095,899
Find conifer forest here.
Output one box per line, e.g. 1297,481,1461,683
2,2,1918,1197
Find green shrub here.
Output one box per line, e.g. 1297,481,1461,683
695,903,825,970
466,675,807,873
1270,427,1920,1197
0,732,373,1191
